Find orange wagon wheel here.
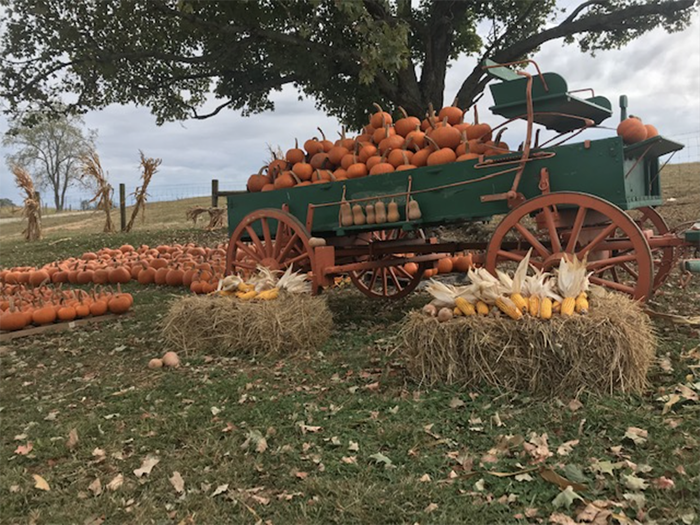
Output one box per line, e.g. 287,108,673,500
349,229,428,299
626,206,675,291
225,209,318,291
485,192,654,301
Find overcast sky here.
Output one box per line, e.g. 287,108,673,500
1,8,698,208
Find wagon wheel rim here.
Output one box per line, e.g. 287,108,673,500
485,192,654,301
349,229,427,299
225,209,317,289
626,207,674,291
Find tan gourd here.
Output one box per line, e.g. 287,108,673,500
340,201,353,227
352,204,366,225
365,204,376,224
374,201,387,223
407,199,422,220
387,200,400,223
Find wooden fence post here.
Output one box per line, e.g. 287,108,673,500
119,183,126,232
211,179,219,208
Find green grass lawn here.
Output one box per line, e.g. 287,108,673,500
1,196,699,523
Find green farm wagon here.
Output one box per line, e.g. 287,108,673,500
218,60,698,301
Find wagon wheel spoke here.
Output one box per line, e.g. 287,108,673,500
286,252,310,266
513,223,550,259
236,241,260,262
261,218,273,258
589,276,635,295
619,262,639,280
541,205,562,253
566,206,588,253
586,253,641,271
368,268,380,290
577,222,618,258
388,267,404,292
395,265,414,280
278,232,300,263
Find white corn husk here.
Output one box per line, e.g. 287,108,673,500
526,269,562,302
217,274,243,292
426,280,460,307
468,268,506,305
277,265,312,294
251,265,281,292
556,255,591,298
511,249,532,296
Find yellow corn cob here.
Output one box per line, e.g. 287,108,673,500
257,288,279,300
528,295,540,317
476,301,490,316
218,290,236,296
552,300,561,313
561,296,576,316
510,293,528,312
540,298,552,320
453,307,463,317
237,282,254,292
496,297,522,320
236,290,257,300
575,293,589,314
455,297,476,316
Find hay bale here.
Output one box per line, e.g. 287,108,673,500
162,293,332,357
398,292,655,396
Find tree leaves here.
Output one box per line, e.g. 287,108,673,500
552,486,583,509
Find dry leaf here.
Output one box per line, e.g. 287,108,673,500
83,516,105,525
424,503,438,513
15,442,33,455
568,399,584,412
210,406,222,416
365,381,380,391
67,428,79,450
540,468,587,492
524,433,553,463
133,455,160,477
250,494,270,505
106,474,123,491
549,512,577,525
449,397,465,408
88,478,102,496
294,471,308,480
419,474,431,482
298,423,322,434
624,427,648,445
32,474,50,491
169,471,185,494
652,476,675,489
552,486,584,509
622,473,648,491
348,441,359,452
474,478,486,491
341,456,357,464
557,439,580,456
211,484,229,497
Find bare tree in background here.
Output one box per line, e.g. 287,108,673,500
4,113,96,211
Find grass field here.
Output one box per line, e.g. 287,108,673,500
0,166,698,524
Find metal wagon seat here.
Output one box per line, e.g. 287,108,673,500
485,58,613,133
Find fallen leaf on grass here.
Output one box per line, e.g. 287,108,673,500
576,502,612,524
32,474,50,491
211,484,229,497
652,476,675,489
88,478,102,496
622,473,648,491
474,478,486,491
515,473,534,482
524,433,553,463
241,430,267,454
106,474,123,491
419,474,431,482
67,428,79,450
369,452,393,468
449,397,465,408
557,439,580,456
661,394,682,414
14,442,33,455
83,516,105,525
169,471,185,494
341,456,357,464
548,512,577,525
294,471,308,480
14,433,27,441
133,455,160,478
348,441,359,452
568,399,584,412
424,503,438,513
44,411,59,421
540,467,587,492
552,486,584,509
624,427,648,445
298,422,322,434
623,492,646,508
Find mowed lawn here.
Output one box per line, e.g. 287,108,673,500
0,168,698,524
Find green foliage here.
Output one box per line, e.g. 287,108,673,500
0,0,695,129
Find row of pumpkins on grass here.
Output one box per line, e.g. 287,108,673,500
0,243,477,296
247,102,507,192
0,283,133,332
0,243,229,295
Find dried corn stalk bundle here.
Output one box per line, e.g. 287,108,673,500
186,206,226,230
125,151,161,232
79,151,114,233
12,166,41,241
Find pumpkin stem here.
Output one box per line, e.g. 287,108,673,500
473,105,480,125
403,135,414,150
534,129,541,148
317,127,327,141
424,135,439,152
398,106,409,119
451,96,460,108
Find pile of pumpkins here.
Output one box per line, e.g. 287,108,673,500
616,116,659,145
0,282,133,332
404,252,474,279
0,243,229,296
247,102,506,192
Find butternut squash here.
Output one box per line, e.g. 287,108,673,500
407,199,422,220
340,201,353,227
352,204,366,226
374,201,387,223
387,200,400,222
365,204,376,224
